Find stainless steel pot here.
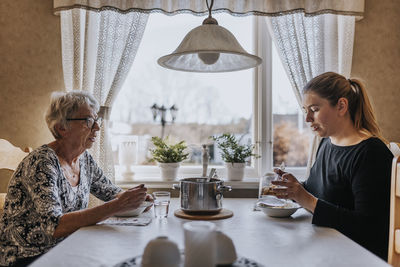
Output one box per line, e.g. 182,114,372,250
172,178,232,215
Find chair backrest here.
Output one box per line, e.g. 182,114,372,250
0,139,30,211
0,139,30,171
389,156,400,266
389,143,400,157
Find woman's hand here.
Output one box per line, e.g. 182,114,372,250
144,193,154,212
271,169,318,213
54,184,148,239
115,184,148,213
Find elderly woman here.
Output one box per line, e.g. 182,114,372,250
0,91,148,266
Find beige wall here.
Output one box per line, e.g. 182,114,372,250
352,0,400,142
0,0,399,191
0,0,63,150
0,0,63,190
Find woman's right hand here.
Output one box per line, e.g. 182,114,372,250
114,184,147,213
271,169,318,213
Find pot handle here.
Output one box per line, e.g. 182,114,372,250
217,185,232,193
172,184,180,190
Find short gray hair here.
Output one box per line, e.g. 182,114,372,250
45,91,100,139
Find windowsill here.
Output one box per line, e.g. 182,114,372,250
117,178,260,189
117,178,261,198
115,165,307,190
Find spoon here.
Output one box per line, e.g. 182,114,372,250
275,161,286,180
206,168,216,182
280,162,286,172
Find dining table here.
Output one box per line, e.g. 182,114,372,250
30,198,390,267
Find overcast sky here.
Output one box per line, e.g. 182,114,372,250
111,13,299,125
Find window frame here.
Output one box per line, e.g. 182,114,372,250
114,16,307,188
255,17,307,183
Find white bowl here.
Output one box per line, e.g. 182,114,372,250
114,201,153,217
142,236,181,267
258,200,300,218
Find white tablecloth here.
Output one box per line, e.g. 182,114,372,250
30,198,389,267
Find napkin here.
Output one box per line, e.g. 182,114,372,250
258,195,287,207
254,196,287,211
98,217,152,226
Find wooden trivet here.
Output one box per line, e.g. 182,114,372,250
174,208,233,220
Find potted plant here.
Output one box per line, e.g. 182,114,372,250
211,133,259,181
150,136,189,181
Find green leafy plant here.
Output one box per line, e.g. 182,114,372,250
150,136,189,163
211,133,259,163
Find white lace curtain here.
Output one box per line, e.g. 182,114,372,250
60,9,148,183
54,0,364,18
266,13,355,175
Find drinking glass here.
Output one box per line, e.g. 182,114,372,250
258,172,276,199
258,169,289,208
153,191,171,218
259,163,287,200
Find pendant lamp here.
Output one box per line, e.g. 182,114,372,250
157,0,262,73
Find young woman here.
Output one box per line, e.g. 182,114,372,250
272,72,393,260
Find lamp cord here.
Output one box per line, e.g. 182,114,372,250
206,0,214,18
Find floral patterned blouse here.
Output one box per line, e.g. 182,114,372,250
0,145,122,266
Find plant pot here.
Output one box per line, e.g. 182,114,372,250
225,162,246,181
158,162,180,181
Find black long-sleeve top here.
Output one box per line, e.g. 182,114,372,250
304,137,392,260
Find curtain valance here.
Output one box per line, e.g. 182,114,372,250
54,0,364,19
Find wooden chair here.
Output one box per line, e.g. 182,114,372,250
0,139,31,211
389,155,400,266
390,142,400,157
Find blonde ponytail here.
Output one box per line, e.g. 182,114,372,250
349,78,387,143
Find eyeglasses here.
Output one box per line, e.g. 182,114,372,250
66,117,103,129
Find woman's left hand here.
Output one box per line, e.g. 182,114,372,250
271,169,318,213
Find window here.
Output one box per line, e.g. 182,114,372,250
109,14,311,182
272,44,311,171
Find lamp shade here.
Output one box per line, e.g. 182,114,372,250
158,24,262,73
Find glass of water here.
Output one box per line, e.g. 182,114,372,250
153,191,171,218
